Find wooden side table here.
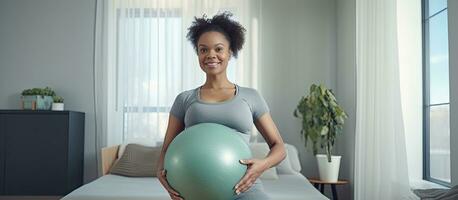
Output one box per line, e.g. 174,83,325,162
308,178,348,200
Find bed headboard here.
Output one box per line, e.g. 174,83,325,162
101,145,120,176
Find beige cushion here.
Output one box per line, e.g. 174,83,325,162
110,143,162,177
249,143,279,180
117,139,160,158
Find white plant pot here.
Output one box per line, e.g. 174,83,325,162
52,103,64,111
316,154,341,182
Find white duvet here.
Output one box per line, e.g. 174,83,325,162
62,173,328,200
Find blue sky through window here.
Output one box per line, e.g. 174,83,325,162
428,0,447,17
429,10,449,105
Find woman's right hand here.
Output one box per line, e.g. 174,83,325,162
157,169,183,200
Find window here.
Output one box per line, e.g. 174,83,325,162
116,8,184,144
422,0,451,186
111,5,242,144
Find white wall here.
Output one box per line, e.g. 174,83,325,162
258,0,337,181
0,0,98,183
448,0,458,186
397,0,423,183
336,0,356,199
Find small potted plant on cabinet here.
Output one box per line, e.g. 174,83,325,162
293,84,347,182
52,96,64,111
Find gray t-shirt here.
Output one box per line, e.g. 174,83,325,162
170,84,270,143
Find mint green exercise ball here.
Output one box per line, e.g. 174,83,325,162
164,123,252,200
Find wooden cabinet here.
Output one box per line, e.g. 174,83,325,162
0,110,85,196
0,114,5,195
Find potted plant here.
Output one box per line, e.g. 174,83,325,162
52,96,64,111
293,84,347,182
21,87,56,110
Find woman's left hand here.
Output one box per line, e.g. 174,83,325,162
234,158,269,195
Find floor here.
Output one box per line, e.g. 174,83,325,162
0,196,62,200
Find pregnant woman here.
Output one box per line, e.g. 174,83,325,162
156,12,286,200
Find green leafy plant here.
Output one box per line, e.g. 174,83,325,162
53,96,64,103
21,86,56,97
42,86,56,96
293,84,347,162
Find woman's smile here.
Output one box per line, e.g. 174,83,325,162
205,61,221,68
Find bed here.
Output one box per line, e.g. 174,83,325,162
61,143,328,200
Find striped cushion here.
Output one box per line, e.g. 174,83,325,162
109,143,162,177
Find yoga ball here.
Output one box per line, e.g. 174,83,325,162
164,123,251,200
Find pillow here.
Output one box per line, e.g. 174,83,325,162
249,143,279,180
285,144,302,173
110,143,162,177
117,139,161,158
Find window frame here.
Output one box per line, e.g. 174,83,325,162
422,0,452,187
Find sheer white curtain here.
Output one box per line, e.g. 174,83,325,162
101,0,261,147
354,0,417,199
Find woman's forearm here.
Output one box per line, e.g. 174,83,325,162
156,115,184,172
263,142,286,169
156,141,170,171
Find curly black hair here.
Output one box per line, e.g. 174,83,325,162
187,12,246,58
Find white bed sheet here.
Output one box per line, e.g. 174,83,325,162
263,172,329,200
61,173,328,200
61,175,169,200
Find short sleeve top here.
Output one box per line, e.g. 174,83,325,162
169,84,270,143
